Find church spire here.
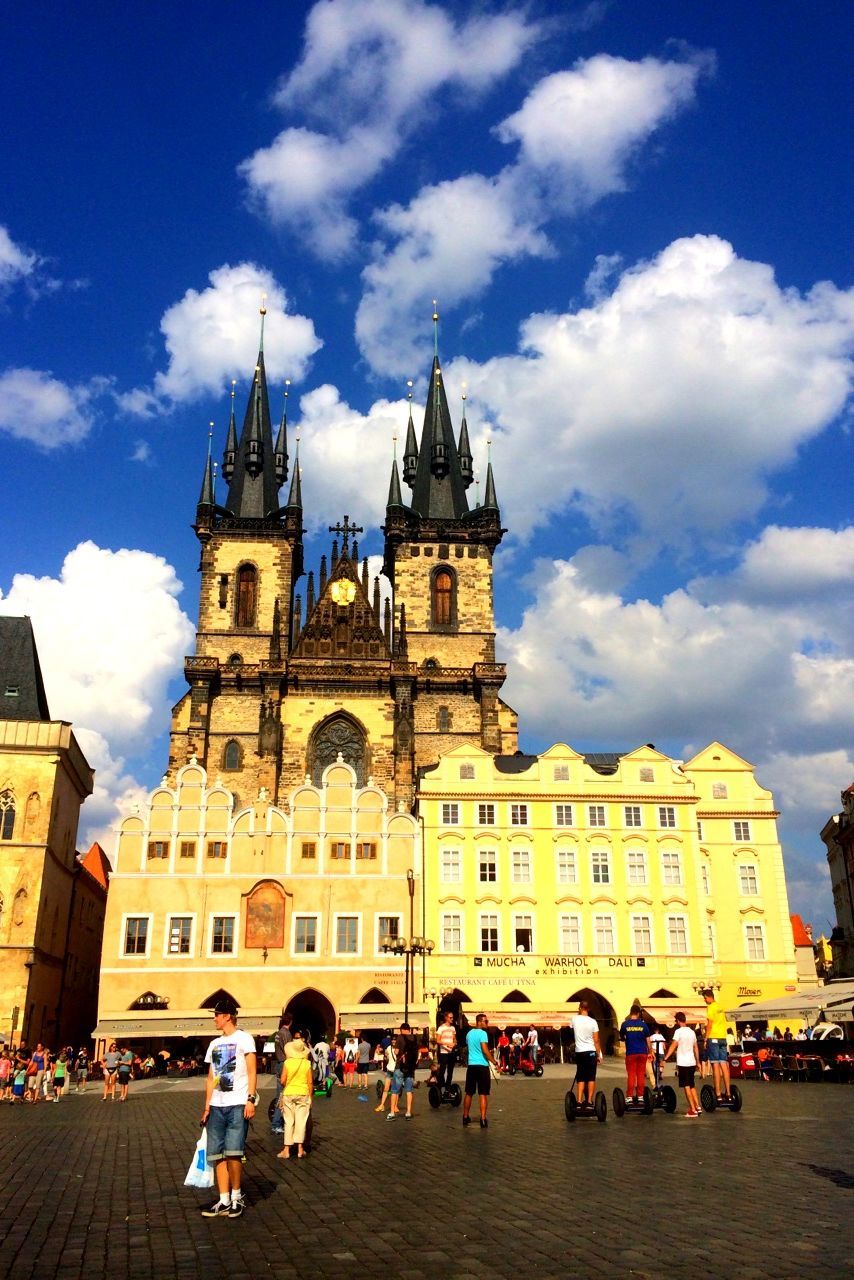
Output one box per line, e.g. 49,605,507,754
402,381,418,486
274,380,289,486
387,434,404,509
285,436,302,512
198,421,216,508
482,438,499,511
223,304,280,519
222,381,238,482
409,310,469,519
457,388,473,489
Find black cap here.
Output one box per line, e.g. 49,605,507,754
213,996,239,1017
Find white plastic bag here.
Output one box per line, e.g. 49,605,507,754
185,1127,214,1188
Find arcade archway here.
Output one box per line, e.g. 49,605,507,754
567,987,619,1055
284,988,336,1045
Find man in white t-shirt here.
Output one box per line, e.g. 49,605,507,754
525,1026,540,1065
647,1028,667,1088
200,996,258,1218
663,1011,701,1117
571,1001,602,1106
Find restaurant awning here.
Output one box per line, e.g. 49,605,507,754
725,982,854,1025
472,1008,575,1030
640,1003,707,1028
92,1009,283,1039
338,1005,432,1032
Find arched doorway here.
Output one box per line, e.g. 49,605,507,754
284,988,336,1045
567,987,619,1055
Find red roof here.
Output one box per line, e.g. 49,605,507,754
78,841,112,890
790,914,812,947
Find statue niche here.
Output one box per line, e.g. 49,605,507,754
309,714,367,788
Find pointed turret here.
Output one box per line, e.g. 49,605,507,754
270,597,282,661
482,439,499,511
458,392,473,489
402,382,418,486
198,422,215,508
274,381,289,486
222,382,238,482
387,457,404,509
410,356,469,519
223,308,281,518
285,439,302,514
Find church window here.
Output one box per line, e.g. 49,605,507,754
431,567,456,628
309,715,367,787
0,791,15,841
219,575,228,608
223,740,242,771
228,653,243,668
437,706,452,732
235,564,258,628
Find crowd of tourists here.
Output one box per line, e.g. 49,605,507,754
0,1043,91,1101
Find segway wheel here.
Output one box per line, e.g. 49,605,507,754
428,1084,441,1110
595,1091,607,1122
324,1078,334,1097
564,1090,577,1122
375,1079,384,1101
448,1083,462,1107
508,1063,517,1077
612,1087,626,1117
642,1087,654,1115
661,1085,677,1114
534,1064,544,1077
700,1084,716,1113
729,1083,743,1112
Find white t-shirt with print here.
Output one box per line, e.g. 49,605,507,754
205,1029,256,1107
673,1025,698,1068
572,1014,599,1054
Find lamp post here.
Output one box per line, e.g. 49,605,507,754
381,870,434,1025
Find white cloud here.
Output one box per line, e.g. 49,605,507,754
451,236,854,543
74,728,150,860
709,525,854,604
120,262,321,412
0,541,195,753
0,367,101,448
130,440,152,464
0,225,38,292
357,53,708,374
240,0,539,258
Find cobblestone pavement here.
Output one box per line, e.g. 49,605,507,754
0,1069,852,1280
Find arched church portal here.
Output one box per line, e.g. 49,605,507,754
308,713,368,787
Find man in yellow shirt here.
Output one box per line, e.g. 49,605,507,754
703,989,731,1100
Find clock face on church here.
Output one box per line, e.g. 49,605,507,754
330,579,356,605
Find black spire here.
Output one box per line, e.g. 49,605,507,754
387,457,404,508
483,457,499,510
458,394,473,489
402,385,418,486
223,347,280,519
285,439,302,512
274,381,289,485
222,382,238,482
410,357,469,519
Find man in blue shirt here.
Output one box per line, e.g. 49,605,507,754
619,1000,652,1103
462,1014,498,1129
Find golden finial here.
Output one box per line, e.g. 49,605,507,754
260,291,267,316
432,300,439,358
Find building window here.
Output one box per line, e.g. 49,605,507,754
0,791,15,841
707,921,717,960
738,864,759,895
510,803,529,826
442,803,460,826
459,763,475,780
301,842,316,859
591,847,610,884
661,850,682,886
480,914,499,952
513,914,533,953
235,564,258,628
626,847,647,885
478,803,495,825
330,841,350,859
179,841,196,859
555,804,573,826
559,915,582,952
639,766,654,783
666,916,688,955
294,916,317,954
356,842,377,860
701,863,711,895
309,713,367,788
697,820,703,841
734,820,751,841
437,706,452,732
442,913,462,952
631,915,653,955
512,849,531,883
588,805,606,828
223,740,242,771
211,916,235,954
745,923,765,960
432,567,455,627
594,915,615,953
479,849,497,882
658,806,676,829
377,915,400,950
335,916,359,954
553,765,569,781
441,849,461,882
556,848,577,884
624,805,642,828
123,917,149,956
168,917,192,955
712,782,728,799
207,841,226,859
147,840,169,860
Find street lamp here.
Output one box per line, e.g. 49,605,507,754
381,929,434,1024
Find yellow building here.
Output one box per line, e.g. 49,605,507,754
95,757,423,1047
0,616,107,1049
417,740,799,1048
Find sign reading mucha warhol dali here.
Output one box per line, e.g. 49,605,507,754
245,881,286,950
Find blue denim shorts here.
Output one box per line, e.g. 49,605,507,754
206,1104,249,1162
707,1039,728,1063
390,1068,414,1096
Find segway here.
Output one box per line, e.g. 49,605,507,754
428,1080,462,1108
700,1082,743,1113
650,1052,678,1114
612,1085,654,1117
565,1087,607,1122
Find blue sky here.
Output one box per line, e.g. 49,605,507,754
1,1,852,929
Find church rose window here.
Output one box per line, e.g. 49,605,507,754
236,564,257,628
310,715,367,787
